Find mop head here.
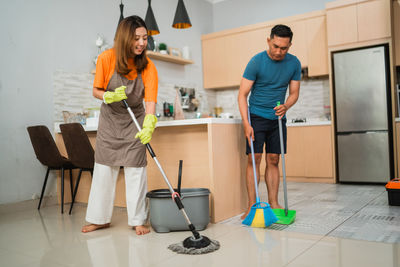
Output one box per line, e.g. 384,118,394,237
272,208,296,225
242,202,278,228
168,235,220,255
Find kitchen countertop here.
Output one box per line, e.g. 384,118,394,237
54,118,331,133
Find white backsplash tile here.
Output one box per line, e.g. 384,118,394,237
213,77,330,121
54,70,330,122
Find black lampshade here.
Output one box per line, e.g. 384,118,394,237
172,0,192,29
118,1,124,25
145,0,160,35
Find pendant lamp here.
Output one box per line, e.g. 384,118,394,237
118,0,124,25
172,0,192,29
145,0,160,35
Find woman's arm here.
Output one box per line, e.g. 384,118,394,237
145,101,156,115
93,87,105,101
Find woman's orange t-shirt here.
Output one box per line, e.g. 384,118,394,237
93,48,158,103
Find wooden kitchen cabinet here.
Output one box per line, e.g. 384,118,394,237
326,0,391,47
303,125,333,178
202,36,231,89
326,3,358,46
306,16,329,76
394,0,400,66
260,124,334,183
202,26,269,89
357,0,391,42
202,10,328,89
286,20,308,68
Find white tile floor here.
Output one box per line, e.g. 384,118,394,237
1,182,399,267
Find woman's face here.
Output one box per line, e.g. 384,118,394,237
132,27,148,55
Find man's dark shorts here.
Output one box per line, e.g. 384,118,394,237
246,113,287,155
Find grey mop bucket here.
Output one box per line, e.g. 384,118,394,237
146,188,210,233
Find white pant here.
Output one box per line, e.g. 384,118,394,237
85,163,148,226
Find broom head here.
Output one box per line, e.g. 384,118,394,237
242,202,278,228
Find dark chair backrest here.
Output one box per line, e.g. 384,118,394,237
60,123,94,169
27,125,65,168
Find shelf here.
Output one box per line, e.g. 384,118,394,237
146,51,194,65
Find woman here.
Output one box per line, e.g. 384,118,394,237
82,15,158,235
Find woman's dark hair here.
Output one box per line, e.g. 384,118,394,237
114,15,148,74
270,24,293,42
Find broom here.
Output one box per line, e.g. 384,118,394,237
242,108,278,228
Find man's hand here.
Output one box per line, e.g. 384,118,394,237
103,86,127,104
274,103,288,119
244,123,255,145
135,114,157,144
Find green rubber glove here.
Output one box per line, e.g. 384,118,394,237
103,86,127,104
135,114,158,144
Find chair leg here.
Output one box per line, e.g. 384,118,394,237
69,169,82,215
61,167,65,214
38,167,50,210
69,168,74,199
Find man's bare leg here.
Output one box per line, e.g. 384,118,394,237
241,153,262,219
133,225,150,235
265,153,283,209
81,223,110,233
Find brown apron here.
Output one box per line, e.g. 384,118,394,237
95,71,146,167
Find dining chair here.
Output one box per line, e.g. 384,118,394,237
59,123,95,214
27,125,76,213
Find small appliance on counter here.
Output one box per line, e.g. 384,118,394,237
163,102,174,117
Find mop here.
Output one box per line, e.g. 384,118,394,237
242,109,278,228
122,100,220,255
272,102,296,225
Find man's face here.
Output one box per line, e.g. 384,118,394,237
267,36,291,61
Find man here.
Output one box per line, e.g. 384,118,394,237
238,24,301,219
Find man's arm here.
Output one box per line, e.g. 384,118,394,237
238,77,255,143
274,80,300,118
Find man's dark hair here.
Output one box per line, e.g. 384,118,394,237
270,24,293,42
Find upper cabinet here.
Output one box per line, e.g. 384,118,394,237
201,11,328,89
326,0,391,47
305,16,329,76
394,0,400,66
202,26,269,89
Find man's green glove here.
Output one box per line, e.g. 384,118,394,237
135,114,157,144
103,86,127,104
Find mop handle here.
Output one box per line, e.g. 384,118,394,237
123,100,201,239
277,102,288,216
122,100,175,194
247,108,260,203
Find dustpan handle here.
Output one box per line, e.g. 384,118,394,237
277,102,288,215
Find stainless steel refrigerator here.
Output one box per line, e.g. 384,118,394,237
332,45,394,183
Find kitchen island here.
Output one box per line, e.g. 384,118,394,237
54,118,248,223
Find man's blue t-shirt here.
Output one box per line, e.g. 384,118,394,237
243,51,301,120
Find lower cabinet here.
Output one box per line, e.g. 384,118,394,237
260,124,334,182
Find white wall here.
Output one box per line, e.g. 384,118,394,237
0,0,213,204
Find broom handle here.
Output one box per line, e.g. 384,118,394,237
247,109,260,203
277,102,288,216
